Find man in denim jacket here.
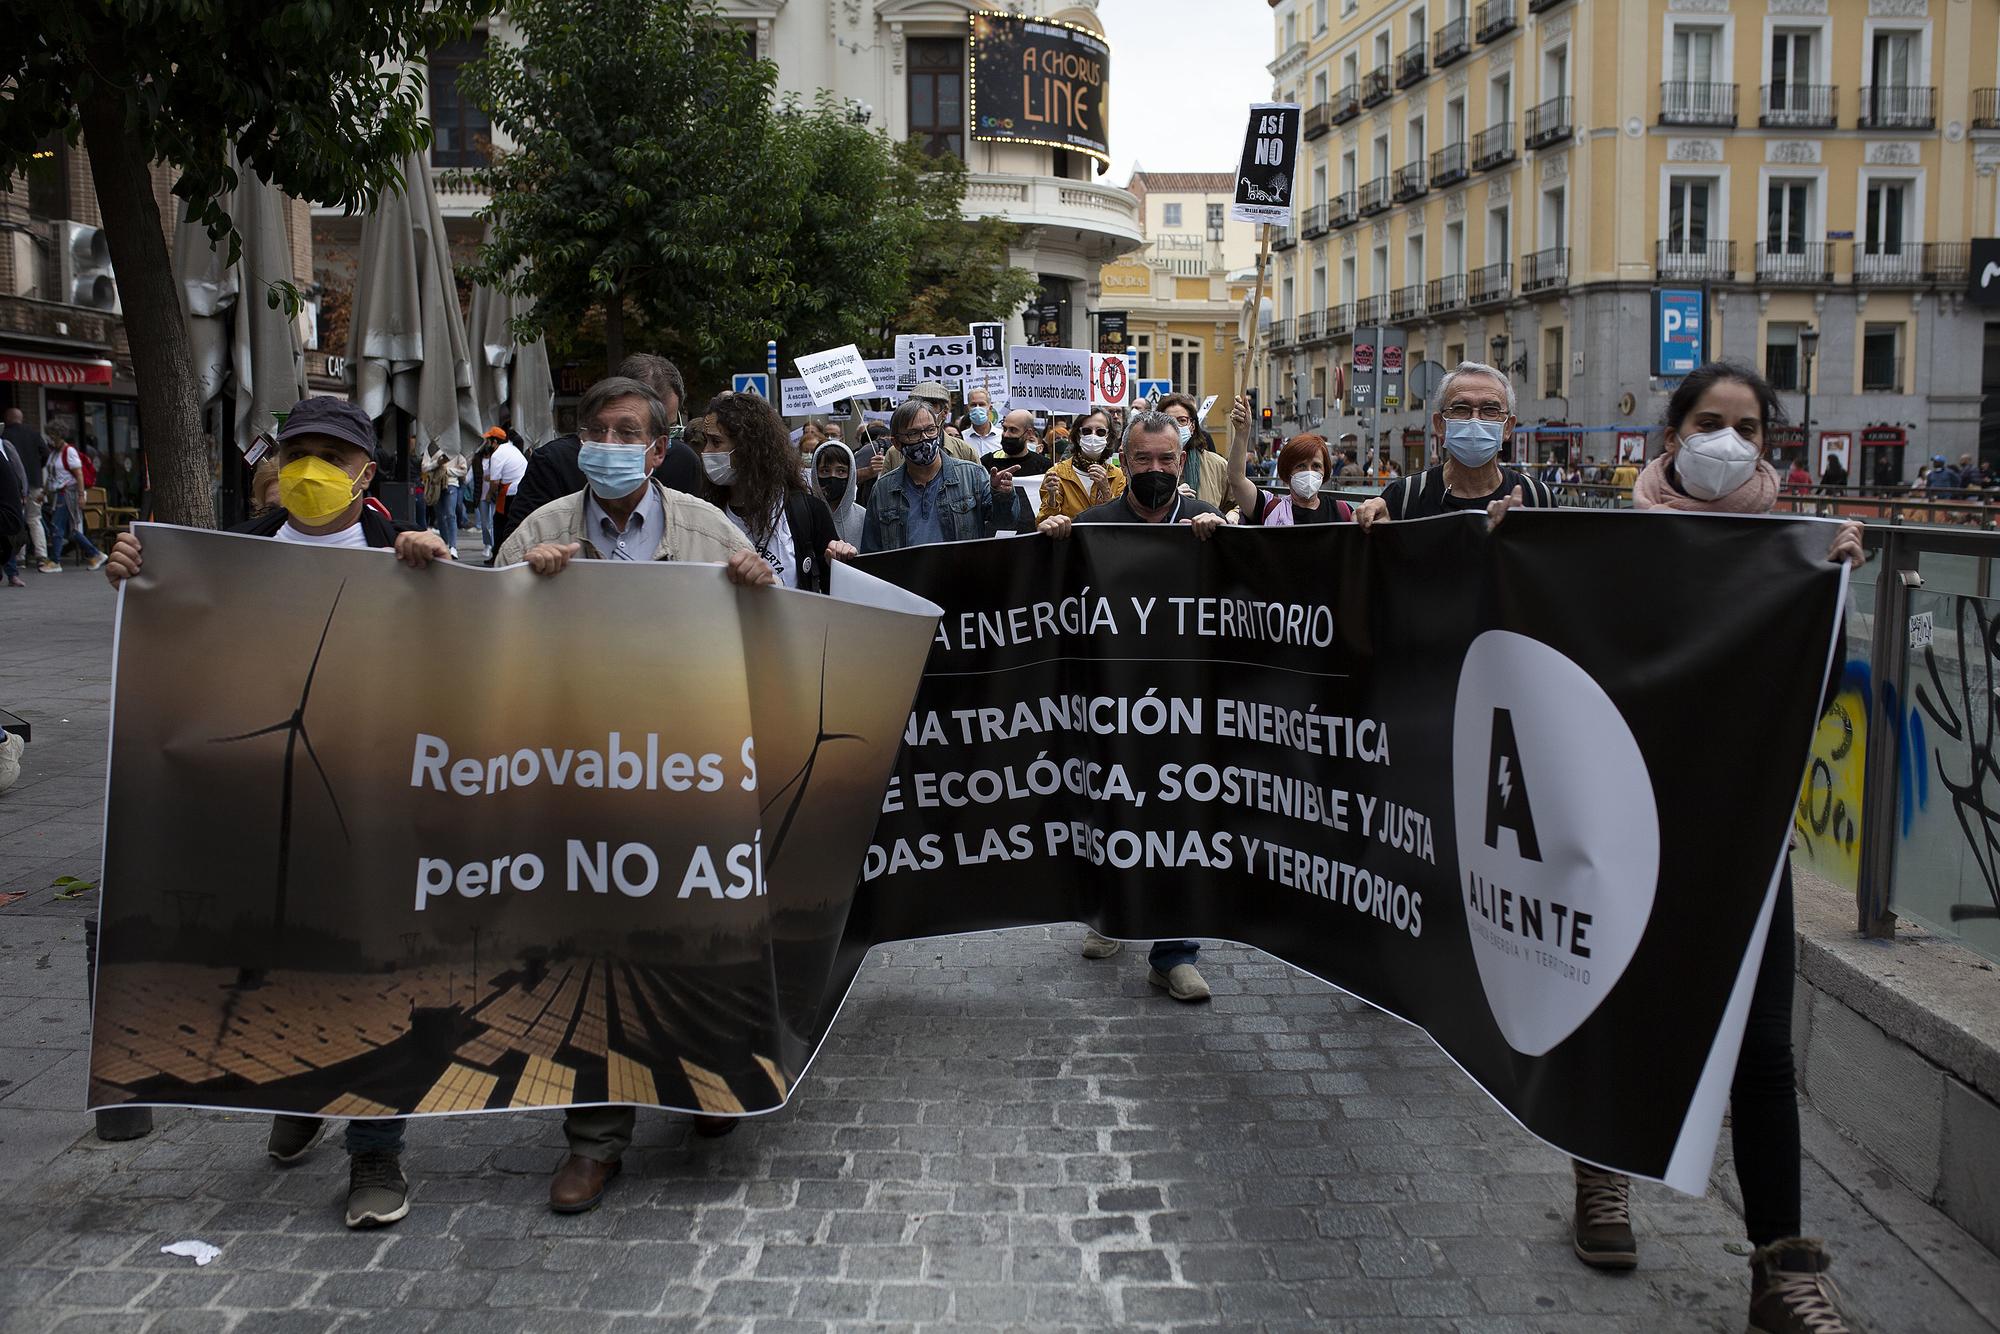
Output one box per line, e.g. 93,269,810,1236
859,398,1002,551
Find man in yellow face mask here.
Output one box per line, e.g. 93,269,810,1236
101,395,447,1232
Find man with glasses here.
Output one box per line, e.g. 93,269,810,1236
1354,361,1554,526
859,397,999,552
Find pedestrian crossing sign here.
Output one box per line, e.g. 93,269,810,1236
733,373,771,399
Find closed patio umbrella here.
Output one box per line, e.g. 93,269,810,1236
468,223,556,447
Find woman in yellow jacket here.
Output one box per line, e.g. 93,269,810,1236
1037,408,1125,520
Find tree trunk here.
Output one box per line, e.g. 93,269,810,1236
77,95,214,529
603,284,626,368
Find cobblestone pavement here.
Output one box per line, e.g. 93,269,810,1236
5,558,2000,1333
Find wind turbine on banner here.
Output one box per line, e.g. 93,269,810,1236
759,635,861,871
209,583,352,948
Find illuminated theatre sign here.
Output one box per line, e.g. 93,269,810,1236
969,11,1111,169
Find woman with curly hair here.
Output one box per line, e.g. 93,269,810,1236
698,392,854,593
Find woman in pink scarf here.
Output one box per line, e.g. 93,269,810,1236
1567,362,1862,1334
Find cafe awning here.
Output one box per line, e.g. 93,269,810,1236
0,354,114,386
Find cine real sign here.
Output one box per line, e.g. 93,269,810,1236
1652,289,1706,377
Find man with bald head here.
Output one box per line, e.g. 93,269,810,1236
979,407,1050,533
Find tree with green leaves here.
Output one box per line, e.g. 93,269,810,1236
460,0,792,374
2,1,495,527
867,143,1038,357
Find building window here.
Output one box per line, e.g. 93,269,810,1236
1163,203,1183,228
1488,205,1510,266
1314,69,1329,103
1281,276,1295,321
1863,179,1912,256
1285,12,1298,47
1766,179,1815,254
1862,323,1904,393
1170,335,1203,393
1339,255,1355,304
1541,185,1565,249
741,29,758,62
1770,29,1817,106
908,37,965,159
1315,0,1328,34
1765,322,1802,393
1131,332,1153,381
1313,264,1328,309
24,135,69,220
1206,202,1225,237
428,36,492,168
1445,219,1465,275
1544,327,1565,397
1871,30,1918,90
1667,176,1716,253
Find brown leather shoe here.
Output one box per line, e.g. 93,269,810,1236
548,1153,620,1213
692,1115,739,1139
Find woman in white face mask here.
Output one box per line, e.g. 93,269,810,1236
1566,361,1864,1334
1036,409,1126,522
1223,395,1353,525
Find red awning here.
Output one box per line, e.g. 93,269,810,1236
0,354,114,386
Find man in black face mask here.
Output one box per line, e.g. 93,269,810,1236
981,408,1051,533
1035,409,1224,1002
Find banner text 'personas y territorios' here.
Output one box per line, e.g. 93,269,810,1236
89,527,938,1122
850,514,1845,1191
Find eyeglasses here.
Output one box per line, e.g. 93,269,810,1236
896,431,942,447
1440,403,1510,423
580,426,652,445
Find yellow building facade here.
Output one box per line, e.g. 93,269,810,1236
1259,0,2000,480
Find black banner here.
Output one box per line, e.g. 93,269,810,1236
849,514,1845,1190
969,12,1110,167
1097,311,1128,356
1232,103,1302,225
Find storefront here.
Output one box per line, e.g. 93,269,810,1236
1860,425,1907,488
1767,424,1808,474
0,353,144,508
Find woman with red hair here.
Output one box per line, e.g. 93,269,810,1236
1224,394,1353,524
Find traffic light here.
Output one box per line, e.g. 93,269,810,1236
1260,406,1274,429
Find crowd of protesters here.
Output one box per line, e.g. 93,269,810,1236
54,344,1874,1333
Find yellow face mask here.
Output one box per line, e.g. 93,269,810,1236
278,456,366,525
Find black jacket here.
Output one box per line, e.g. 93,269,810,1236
231,507,414,548
783,489,840,594
495,433,703,553
3,423,48,492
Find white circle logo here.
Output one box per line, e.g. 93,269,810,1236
1452,631,1660,1056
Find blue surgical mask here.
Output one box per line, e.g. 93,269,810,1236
578,441,651,499
1443,418,1504,468
1177,423,1194,447
968,407,990,428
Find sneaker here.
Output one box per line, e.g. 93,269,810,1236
448,547,459,559
1572,1161,1637,1270
1748,1238,1852,1333
37,561,60,574
1081,931,1124,960
266,1115,325,1165
6,575,22,587
1146,963,1211,1002
85,554,108,571
344,1150,410,1228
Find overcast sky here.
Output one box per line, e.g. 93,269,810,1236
1099,0,1275,186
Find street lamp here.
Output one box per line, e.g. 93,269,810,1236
1799,326,1820,484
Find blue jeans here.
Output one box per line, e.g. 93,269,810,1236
433,492,459,549
48,493,99,560
477,498,496,551
1148,940,1200,971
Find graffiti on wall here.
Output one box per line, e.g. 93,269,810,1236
1795,662,1870,887
1914,598,1998,925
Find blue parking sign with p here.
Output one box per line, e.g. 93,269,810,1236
1652,290,1705,377
733,373,771,399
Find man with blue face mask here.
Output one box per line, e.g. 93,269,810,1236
1353,360,1555,527
962,385,1002,455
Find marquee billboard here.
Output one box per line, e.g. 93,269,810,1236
969,12,1110,168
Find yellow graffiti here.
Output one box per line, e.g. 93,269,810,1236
1795,686,1867,888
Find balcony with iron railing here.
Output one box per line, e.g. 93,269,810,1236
1528,0,1566,11
1301,203,1329,239
1858,85,1935,130
1755,242,1834,284
1361,67,1392,108
1303,102,1333,140
1294,310,1322,342
1271,221,1297,251
1357,176,1392,216
1270,316,1296,347
1471,123,1515,171
1660,82,1738,128
1525,95,1572,149
1326,303,1355,338
1476,0,1516,43
1329,85,1362,125
1330,190,1357,228
1355,294,1387,326
1468,261,1511,306
1760,84,1837,129
1655,238,1736,282
1393,160,1429,203
1976,90,2000,131
1390,283,1426,321
1427,273,1467,314
1435,18,1471,68
1397,42,1428,90
1430,142,1468,188
1522,246,1569,293
1852,242,1970,287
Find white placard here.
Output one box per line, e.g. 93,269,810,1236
1006,346,1093,414
795,344,876,407
1089,353,1131,408
779,378,818,416
1199,394,1219,421
961,365,1009,406
864,359,899,398
899,334,977,391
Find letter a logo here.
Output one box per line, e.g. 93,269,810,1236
1483,707,1542,861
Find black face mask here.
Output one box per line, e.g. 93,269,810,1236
1002,434,1026,455
821,476,849,505
1128,469,1178,509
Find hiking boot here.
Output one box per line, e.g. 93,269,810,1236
1572,1161,1637,1270
1749,1237,1853,1333
344,1150,409,1228
266,1115,325,1165
549,1153,621,1213
1146,963,1211,1002
1081,931,1124,959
